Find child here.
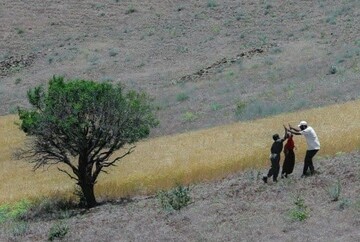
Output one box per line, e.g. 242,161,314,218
263,127,288,183
281,132,295,178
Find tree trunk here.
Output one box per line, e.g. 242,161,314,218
79,182,97,208
78,154,98,208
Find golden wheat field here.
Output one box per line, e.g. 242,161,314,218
1,100,360,205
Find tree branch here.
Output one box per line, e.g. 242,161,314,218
58,167,79,181
101,146,135,167
91,146,135,182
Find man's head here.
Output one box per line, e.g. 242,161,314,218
298,120,308,130
272,133,280,141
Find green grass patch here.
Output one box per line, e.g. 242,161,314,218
0,199,32,223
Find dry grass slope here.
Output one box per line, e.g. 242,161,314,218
1,99,360,204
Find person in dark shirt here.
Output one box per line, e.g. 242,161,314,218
263,127,288,183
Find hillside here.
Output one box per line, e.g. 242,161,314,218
1,151,360,241
1,0,360,241
1,0,360,136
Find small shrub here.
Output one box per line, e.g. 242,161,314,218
271,47,283,54
176,93,189,102
245,170,262,181
338,198,351,210
329,65,337,74
210,102,222,111
48,57,54,64
259,36,268,45
289,195,309,222
15,27,24,34
176,5,185,11
109,48,118,57
48,221,69,241
235,101,246,116
355,39,360,47
9,64,24,73
0,52,10,62
211,25,221,34
327,180,341,202
136,62,145,68
235,10,246,21
207,0,217,8
22,197,77,221
15,78,22,85
176,46,189,53
326,16,337,25
157,185,191,211
182,111,197,122
125,5,136,14
11,221,29,237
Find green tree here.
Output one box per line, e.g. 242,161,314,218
17,76,158,208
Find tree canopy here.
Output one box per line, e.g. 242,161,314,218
18,76,158,208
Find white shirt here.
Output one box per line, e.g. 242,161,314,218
300,126,320,150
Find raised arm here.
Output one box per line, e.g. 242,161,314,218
286,123,302,135
282,126,289,140
289,123,301,132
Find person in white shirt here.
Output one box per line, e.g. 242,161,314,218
286,121,320,177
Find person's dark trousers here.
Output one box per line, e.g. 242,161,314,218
267,154,280,181
303,149,319,176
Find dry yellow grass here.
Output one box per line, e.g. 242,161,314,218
1,100,360,205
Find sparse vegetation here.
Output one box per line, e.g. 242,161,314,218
235,100,246,117
10,221,29,237
48,221,69,241
157,185,191,211
182,111,197,122
289,194,309,222
176,92,189,102
125,5,136,14
326,180,341,202
15,78,22,85
210,102,222,111
338,198,351,210
207,0,218,8
15,27,24,34
109,48,119,57
329,65,337,74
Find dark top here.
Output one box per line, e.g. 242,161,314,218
271,139,284,154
